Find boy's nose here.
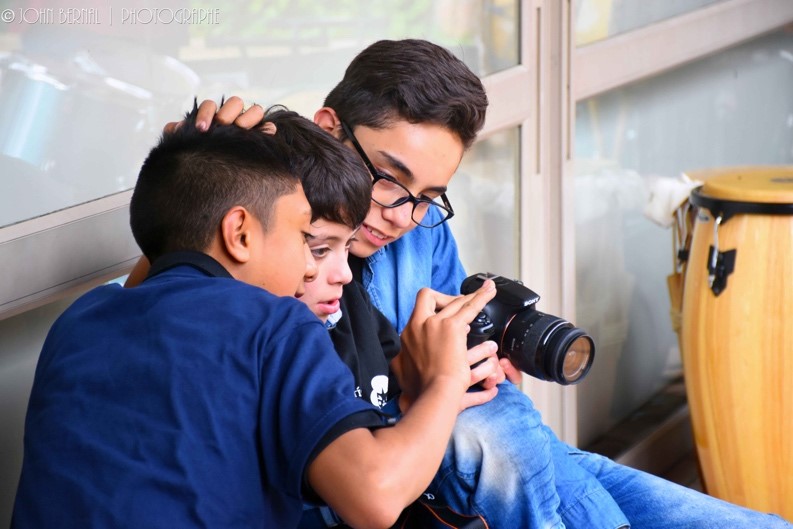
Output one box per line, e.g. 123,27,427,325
381,201,414,229
328,257,353,286
338,260,353,285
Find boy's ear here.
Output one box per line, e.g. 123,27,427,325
219,206,255,264
313,107,343,139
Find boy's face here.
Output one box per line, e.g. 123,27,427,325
298,219,358,322
244,187,317,297
340,121,464,259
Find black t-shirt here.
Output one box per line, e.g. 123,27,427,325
330,279,401,408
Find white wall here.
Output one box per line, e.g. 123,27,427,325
0,294,79,524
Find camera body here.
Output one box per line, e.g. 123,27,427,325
462,272,595,385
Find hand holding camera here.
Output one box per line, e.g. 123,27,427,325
395,280,498,411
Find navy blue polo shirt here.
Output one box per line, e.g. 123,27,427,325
13,252,386,528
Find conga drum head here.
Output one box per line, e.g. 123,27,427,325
694,166,793,203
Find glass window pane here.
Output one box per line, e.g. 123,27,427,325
0,0,518,229
573,30,793,446
574,0,726,46
449,127,520,279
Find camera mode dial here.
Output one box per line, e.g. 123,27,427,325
467,311,496,349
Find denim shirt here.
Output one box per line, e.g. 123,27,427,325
358,207,467,334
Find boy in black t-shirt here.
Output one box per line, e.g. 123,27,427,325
265,108,404,411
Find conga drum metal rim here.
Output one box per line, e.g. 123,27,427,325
690,186,793,223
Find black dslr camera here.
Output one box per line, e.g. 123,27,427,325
462,273,595,385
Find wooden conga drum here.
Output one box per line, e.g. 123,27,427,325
681,166,793,519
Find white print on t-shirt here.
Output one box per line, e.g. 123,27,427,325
370,375,389,408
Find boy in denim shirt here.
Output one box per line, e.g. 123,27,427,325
137,39,793,528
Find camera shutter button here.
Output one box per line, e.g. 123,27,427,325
474,313,492,326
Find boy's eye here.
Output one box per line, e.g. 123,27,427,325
378,174,401,188
310,247,330,259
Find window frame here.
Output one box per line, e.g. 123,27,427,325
0,191,139,320
573,0,793,100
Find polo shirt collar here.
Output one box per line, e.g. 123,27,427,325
146,251,232,281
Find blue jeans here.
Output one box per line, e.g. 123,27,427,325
568,447,792,528
427,383,791,529
428,382,627,529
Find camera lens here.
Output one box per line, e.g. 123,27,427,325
502,312,595,385
558,332,594,384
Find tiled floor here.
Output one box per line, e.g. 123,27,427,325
583,376,704,493
661,450,703,492
585,387,793,522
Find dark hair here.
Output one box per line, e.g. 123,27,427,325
130,109,297,263
264,107,371,229
324,39,488,149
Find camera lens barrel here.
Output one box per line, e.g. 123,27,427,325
503,311,594,385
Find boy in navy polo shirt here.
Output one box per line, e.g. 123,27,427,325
12,111,497,529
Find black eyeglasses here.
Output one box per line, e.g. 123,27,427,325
340,121,454,228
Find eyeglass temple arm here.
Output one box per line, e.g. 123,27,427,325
340,121,380,179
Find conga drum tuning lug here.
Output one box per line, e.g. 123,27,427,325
706,246,736,296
